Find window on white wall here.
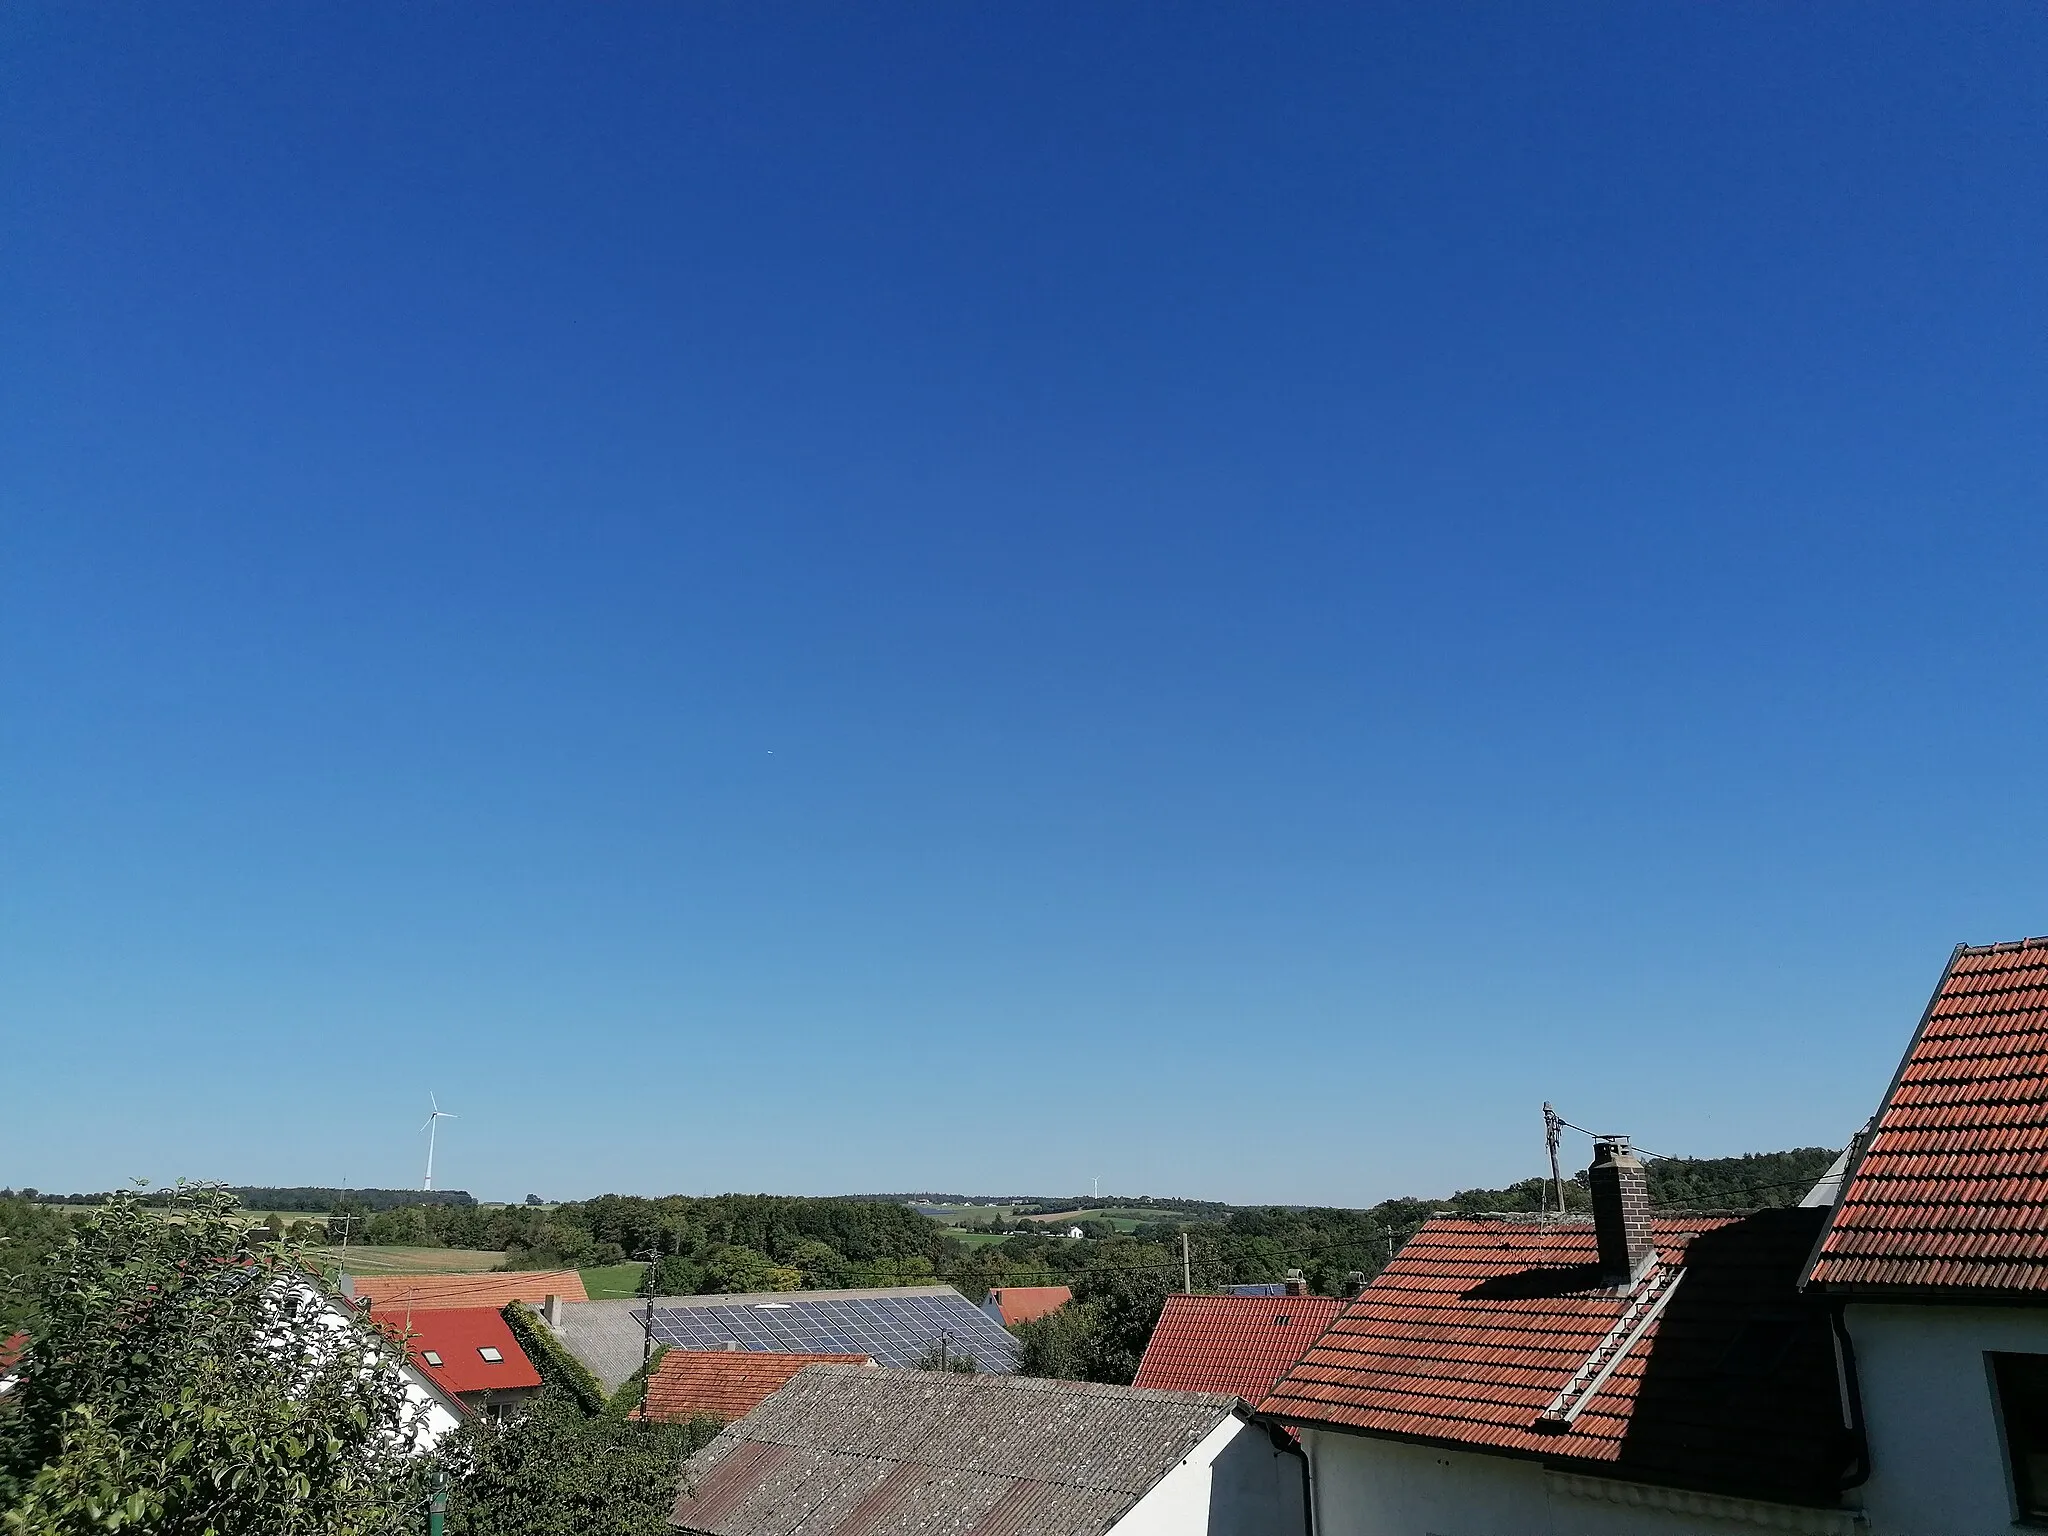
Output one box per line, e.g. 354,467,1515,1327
1991,1353,2048,1521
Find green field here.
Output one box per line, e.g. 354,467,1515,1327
580,1262,649,1300
319,1246,509,1276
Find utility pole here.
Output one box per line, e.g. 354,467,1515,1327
638,1247,659,1376
1543,1102,1566,1216
1181,1231,1192,1293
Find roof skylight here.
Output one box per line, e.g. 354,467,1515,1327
478,1346,504,1362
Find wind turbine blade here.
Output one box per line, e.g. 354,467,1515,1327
431,1092,440,1112
420,1116,435,1132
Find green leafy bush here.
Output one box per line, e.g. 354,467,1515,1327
441,1387,718,1536
0,1184,431,1534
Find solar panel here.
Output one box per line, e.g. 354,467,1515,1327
644,1291,1021,1372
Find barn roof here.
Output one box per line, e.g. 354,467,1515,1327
670,1364,1240,1536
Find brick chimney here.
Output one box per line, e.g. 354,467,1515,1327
1586,1136,1656,1287
1283,1269,1307,1297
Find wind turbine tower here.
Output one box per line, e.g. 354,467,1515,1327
421,1095,457,1191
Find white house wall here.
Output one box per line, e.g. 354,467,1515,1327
1113,1416,1302,1536
1303,1429,1861,1536
1848,1302,2048,1535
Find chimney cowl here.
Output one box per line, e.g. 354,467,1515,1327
1586,1135,1657,1288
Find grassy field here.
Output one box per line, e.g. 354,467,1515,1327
949,1231,1011,1249
319,1246,509,1275
580,1262,648,1300
1012,1208,1186,1233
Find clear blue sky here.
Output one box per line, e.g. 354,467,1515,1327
4,5,2043,1207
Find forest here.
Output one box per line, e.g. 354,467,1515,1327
341,1144,1842,1304
0,1146,1840,1337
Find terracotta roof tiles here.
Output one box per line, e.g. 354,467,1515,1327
980,1287,1072,1327
349,1269,587,1310
1132,1293,1342,1401
1809,938,2048,1296
1261,1209,1849,1508
641,1350,872,1425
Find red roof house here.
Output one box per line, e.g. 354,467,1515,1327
1133,1293,1342,1401
1807,937,2048,1297
1261,1131,1855,1524
640,1350,871,1424
1794,936,2048,1530
979,1285,1073,1328
372,1305,543,1411
0,1330,25,1394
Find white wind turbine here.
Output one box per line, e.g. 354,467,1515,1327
421,1094,457,1191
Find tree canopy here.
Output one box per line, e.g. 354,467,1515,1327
0,1185,434,1535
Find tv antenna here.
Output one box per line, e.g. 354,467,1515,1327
421,1094,457,1191
1543,1102,1565,1216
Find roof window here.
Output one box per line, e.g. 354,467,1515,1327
478,1346,504,1363
421,1351,443,1367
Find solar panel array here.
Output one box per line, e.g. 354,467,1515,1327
644,1292,1021,1372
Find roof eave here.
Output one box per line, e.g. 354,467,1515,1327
1254,1411,1847,1512
1808,1281,2048,1308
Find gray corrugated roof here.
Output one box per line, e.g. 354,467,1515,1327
671,1364,1241,1536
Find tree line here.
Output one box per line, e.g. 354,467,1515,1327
1,1186,476,1212
350,1192,958,1296
1000,1146,1844,1384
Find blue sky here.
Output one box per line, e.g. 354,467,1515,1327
4,5,2043,1206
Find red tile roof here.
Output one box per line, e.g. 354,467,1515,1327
1808,938,2048,1296
1133,1294,1342,1401
982,1286,1073,1327
0,1331,25,1374
350,1269,586,1310
642,1351,871,1424
371,1305,543,1397
1261,1209,1850,1508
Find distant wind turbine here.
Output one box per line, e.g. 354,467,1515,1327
421,1095,457,1191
